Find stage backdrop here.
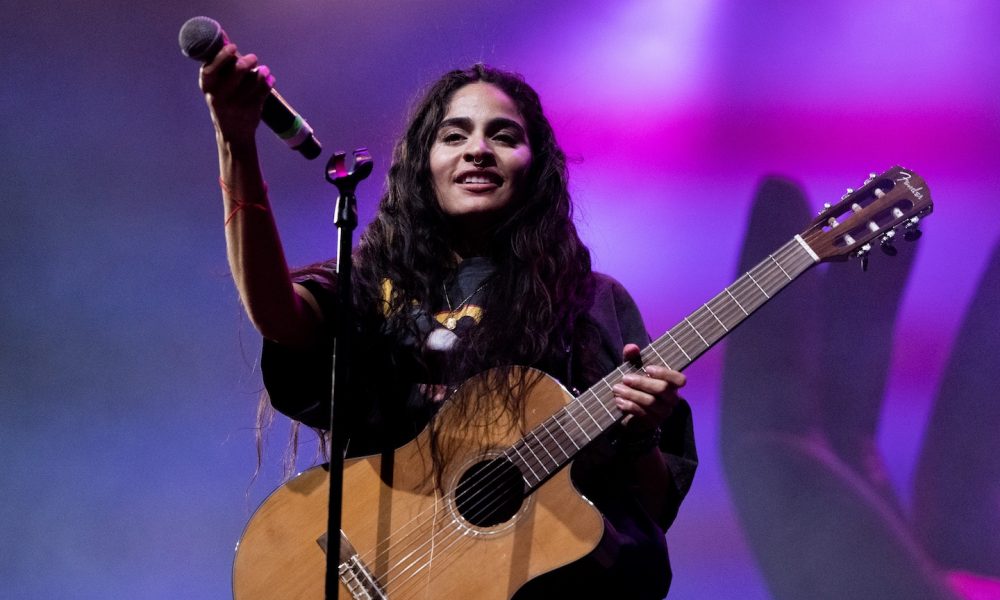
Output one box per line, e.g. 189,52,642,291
2,1,997,598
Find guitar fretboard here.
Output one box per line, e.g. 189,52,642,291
503,235,819,489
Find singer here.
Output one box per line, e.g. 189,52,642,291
200,45,697,599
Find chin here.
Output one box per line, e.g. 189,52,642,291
443,199,510,218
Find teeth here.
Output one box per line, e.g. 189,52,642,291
460,174,495,184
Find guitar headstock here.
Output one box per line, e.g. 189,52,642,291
803,166,932,263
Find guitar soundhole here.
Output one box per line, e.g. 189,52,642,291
454,458,525,527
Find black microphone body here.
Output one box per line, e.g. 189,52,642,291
179,16,322,160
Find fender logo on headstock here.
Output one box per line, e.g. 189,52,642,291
895,170,926,200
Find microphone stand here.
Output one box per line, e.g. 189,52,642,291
323,148,373,600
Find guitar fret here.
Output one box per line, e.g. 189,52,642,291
747,271,770,298
561,407,589,444
528,430,557,466
591,389,618,427
510,445,540,482
666,330,691,361
539,419,571,459
553,412,583,451
709,293,741,332
577,394,603,429
596,397,616,420
521,436,544,468
684,317,709,347
731,276,764,314
593,387,618,422
769,254,792,280
726,287,749,315
525,442,550,481
703,303,729,332
647,344,672,370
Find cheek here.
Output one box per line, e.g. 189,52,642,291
428,153,451,199
428,150,445,182
512,150,533,183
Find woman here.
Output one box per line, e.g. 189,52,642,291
201,44,697,599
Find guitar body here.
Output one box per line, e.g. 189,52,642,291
233,367,605,599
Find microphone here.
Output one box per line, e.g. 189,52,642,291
179,16,322,160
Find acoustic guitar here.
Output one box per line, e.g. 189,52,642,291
232,166,932,599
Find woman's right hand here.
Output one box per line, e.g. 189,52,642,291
199,43,274,147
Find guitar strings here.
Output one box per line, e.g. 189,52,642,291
351,236,820,595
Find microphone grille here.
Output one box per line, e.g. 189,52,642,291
179,16,225,62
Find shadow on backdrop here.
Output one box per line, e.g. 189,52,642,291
720,176,1000,599
914,239,1000,581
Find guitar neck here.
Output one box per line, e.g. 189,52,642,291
505,235,820,489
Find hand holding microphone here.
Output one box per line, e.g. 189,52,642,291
180,16,322,159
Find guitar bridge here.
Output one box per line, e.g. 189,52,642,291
339,554,387,600
317,530,388,600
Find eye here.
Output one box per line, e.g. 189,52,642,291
493,130,522,145
439,130,466,144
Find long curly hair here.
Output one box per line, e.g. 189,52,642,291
355,64,593,372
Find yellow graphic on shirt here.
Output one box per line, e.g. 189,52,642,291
381,278,484,329
380,279,395,316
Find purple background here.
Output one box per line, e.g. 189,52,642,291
2,1,997,598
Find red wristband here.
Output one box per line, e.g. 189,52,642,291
219,177,269,225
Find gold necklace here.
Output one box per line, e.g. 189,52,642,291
442,281,488,330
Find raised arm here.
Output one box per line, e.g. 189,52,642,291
199,43,325,347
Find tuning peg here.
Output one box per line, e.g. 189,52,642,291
857,243,871,272
841,188,855,200
864,172,878,185
818,202,832,216
903,216,922,241
880,230,898,256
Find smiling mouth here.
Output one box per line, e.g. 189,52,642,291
456,171,504,186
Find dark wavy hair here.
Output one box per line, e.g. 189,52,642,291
355,63,593,371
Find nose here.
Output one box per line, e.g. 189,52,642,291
463,136,494,167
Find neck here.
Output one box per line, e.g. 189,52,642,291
447,219,498,259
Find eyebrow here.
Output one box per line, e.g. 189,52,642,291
437,117,526,136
